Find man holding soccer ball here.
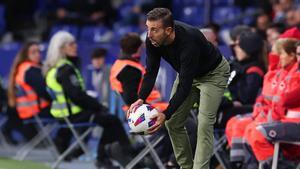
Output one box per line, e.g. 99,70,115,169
129,8,230,169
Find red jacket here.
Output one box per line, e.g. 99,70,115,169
274,62,300,122
252,61,297,122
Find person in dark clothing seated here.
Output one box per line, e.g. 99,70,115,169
110,33,168,112
0,76,20,145
217,32,267,128
84,48,111,106
5,42,52,143
110,33,197,168
1,76,27,145
228,32,266,105
43,31,132,168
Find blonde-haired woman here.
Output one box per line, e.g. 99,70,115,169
44,31,132,168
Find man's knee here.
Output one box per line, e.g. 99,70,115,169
165,118,185,132
198,114,215,128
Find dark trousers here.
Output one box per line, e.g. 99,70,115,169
2,106,52,142
54,110,130,160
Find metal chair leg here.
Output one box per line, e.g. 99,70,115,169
259,162,263,169
142,136,166,169
271,142,280,169
125,135,165,169
64,117,91,156
213,135,230,169
51,127,93,169
34,116,59,158
15,123,57,160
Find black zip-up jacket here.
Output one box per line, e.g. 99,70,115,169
139,21,222,119
228,60,264,104
56,57,105,112
25,67,52,102
116,57,142,106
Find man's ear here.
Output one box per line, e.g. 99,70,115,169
166,27,173,35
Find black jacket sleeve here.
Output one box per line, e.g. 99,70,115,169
117,66,142,105
164,43,199,120
138,39,161,101
56,65,105,112
25,67,52,101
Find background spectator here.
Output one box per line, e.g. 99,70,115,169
84,48,111,106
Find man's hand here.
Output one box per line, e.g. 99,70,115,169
148,112,166,134
127,99,144,118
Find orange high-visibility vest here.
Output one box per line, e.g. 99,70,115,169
15,61,50,119
110,59,163,104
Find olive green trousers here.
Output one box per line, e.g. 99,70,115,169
165,57,230,169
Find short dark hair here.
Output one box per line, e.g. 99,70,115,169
230,25,252,42
204,22,220,34
120,33,142,55
147,8,174,28
91,48,107,59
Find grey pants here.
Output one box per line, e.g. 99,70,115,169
165,58,230,169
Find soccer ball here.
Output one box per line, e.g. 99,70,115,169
127,104,158,135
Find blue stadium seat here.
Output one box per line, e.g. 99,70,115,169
218,45,233,61
0,5,5,34
0,43,21,79
80,26,112,43
56,0,72,7
179,6,204,26
242,7,258,25
212,7,241,27
213,0,234,6
118,25,140,34
118,5,133,20
49,24,79,39
77,41,119,65
112,25,140,42
39,42,49,60
172,0,182,18
35,0,47,11
181,0,204,5
173,0,204,8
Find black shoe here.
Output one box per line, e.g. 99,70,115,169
54,138,66,154
106,142,133,167
2,129,18,145
3,134,18,145
64,148,84,161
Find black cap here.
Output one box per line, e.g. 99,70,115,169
230,25,252,42
239,32,264,56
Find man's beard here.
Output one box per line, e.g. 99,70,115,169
151,40,160,47
151,33,170,47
